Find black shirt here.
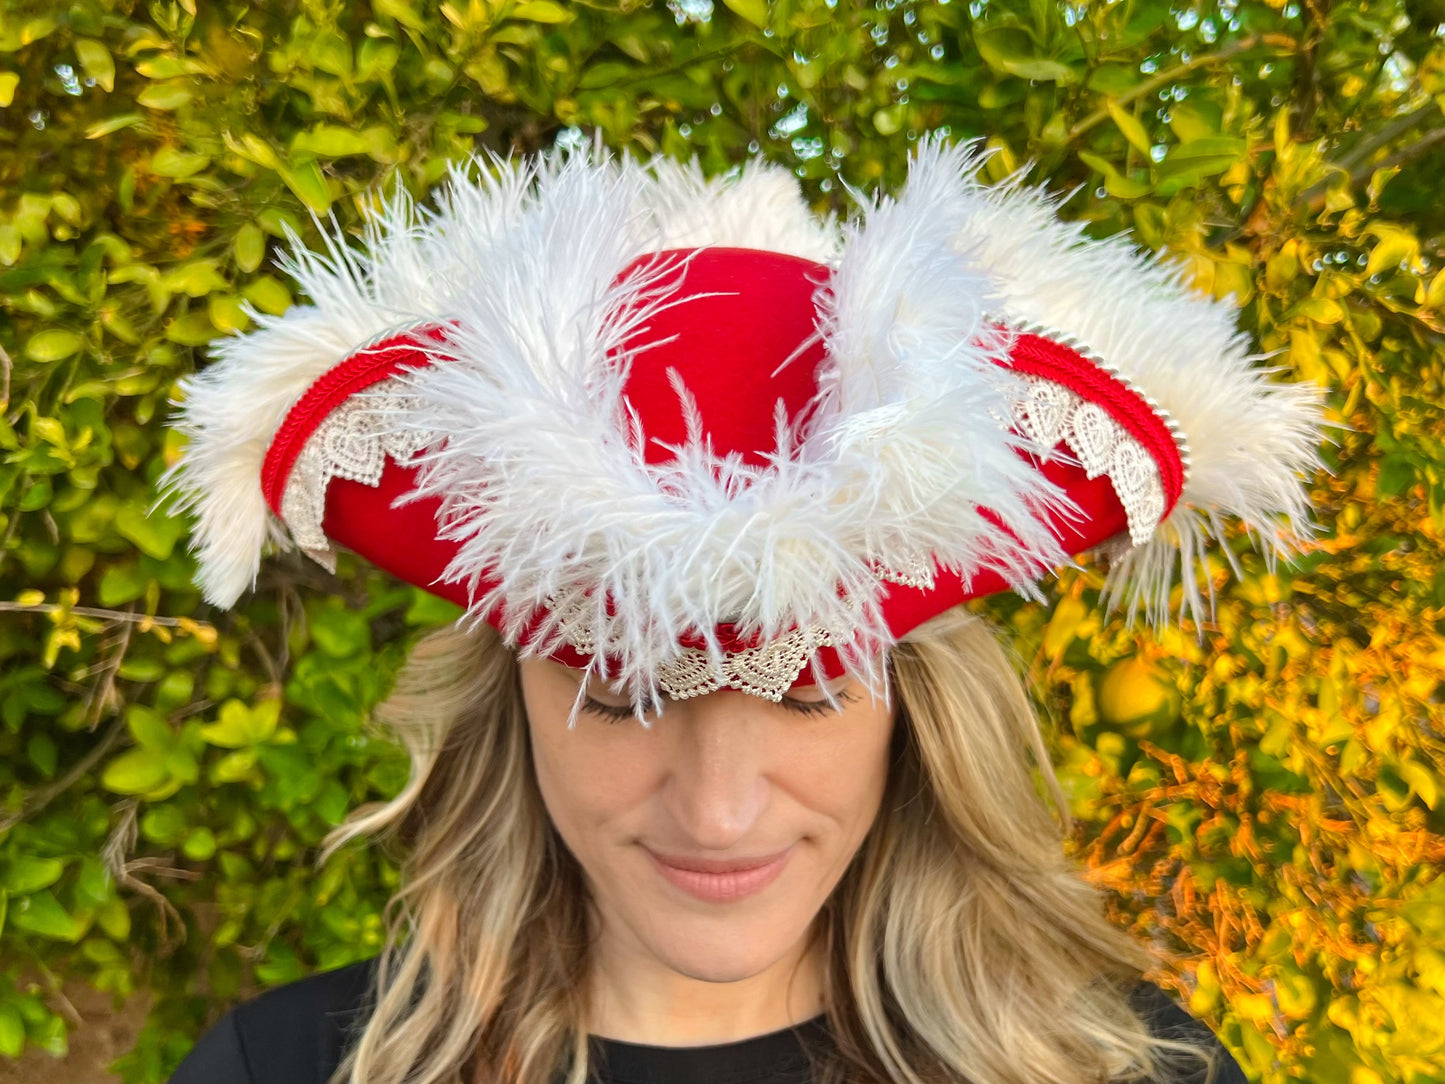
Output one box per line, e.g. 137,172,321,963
168,958,1246,1084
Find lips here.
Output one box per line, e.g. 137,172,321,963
646,846,793,903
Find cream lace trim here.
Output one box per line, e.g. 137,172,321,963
277,378,439,569
1012,376,1166,548
274,335,1186,698
547,589,841,702
1001,317,1191,546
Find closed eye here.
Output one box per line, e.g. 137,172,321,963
777,689,857,716
579,689,858,723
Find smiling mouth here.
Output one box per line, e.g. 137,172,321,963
645,846,794,903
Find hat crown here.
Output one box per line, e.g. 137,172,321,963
617,248,827,471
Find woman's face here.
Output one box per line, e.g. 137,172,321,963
520,658,896,989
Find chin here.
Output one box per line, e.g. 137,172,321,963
634,896,817,984
650,924,801,983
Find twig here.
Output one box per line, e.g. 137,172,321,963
1065,34,1295,145
0,714,128,835
1302,126,1445,213
84,622,132,730
0,600,212,630
1331,101,1437,177
0,342,10,412
102,802,191,953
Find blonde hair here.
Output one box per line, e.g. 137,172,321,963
320,607,1212,1084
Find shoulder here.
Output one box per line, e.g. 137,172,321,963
168,957,379,1084
1129,982,1249,1084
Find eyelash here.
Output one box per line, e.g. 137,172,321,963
580,690,858,723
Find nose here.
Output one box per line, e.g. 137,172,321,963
662,694,769,851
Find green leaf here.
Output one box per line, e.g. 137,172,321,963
98,561,149,606
357,39,400,78
160,258,228,296
1400,760,1439,809
0,1004,23,1058
0,223,20,264
137,83,193,110
292,124,375,158
114,501,186,560
243,275,292,315
1106,100,1152,156
182,827,217,860
23,329,83,362
872,105,905,136
1294,297,1345,324
150,147,211,179
310,605,370,658
26,731,58,777
50,193,82,226
233,224,266,274
278,159,332,214
511,0,574,22
1079,151,1153,199
209,749,258,784
140,804,189,845
74,858,111,907
95,897,129,941
373,0,428,29
165,309,218,345
200,699,279,748
973,26,1078,84
126,704,173,750
1377,455,1416,498
101,748,169,794
4,856,64,895
208,293,250,333
1364,225,1419,278
721,0,769,28
10,890,81,941
1155,136,1246,181
74,37,115,92
404,589,464,626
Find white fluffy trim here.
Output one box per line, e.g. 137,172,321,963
167,139,1324,685
399,146,1067,699
915,136,1325,624
165,149,837,607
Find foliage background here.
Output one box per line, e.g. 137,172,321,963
0,0,1441,1080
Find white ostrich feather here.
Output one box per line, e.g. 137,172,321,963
165,149,835,608
912,135,1325,625
397,145,1069,701
166,138,1323,692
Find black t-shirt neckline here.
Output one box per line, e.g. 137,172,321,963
586,1013,831,1084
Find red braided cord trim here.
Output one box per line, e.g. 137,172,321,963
1005,330,1185,509
259,325,449,517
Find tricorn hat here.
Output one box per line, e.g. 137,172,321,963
166,139,1324,705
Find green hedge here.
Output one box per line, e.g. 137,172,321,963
2,1,1443,1080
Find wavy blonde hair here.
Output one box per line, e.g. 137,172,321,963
320,607,1211,1084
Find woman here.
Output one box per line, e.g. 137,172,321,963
165,140,1321,1083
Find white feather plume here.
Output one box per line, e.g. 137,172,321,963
913,135,1325,625
394,146,1071,700
165,149,835,608
166,138,1323,690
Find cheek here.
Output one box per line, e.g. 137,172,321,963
783,713,894,821
528,724,661,847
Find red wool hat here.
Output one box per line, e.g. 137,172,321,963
167,141,1323,704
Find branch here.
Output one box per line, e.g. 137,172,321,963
1331,101,1439,178
1065,34,1296,145
0,713,128,835
84,622,132,731
0,600,212,630
1302,125,1445,214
